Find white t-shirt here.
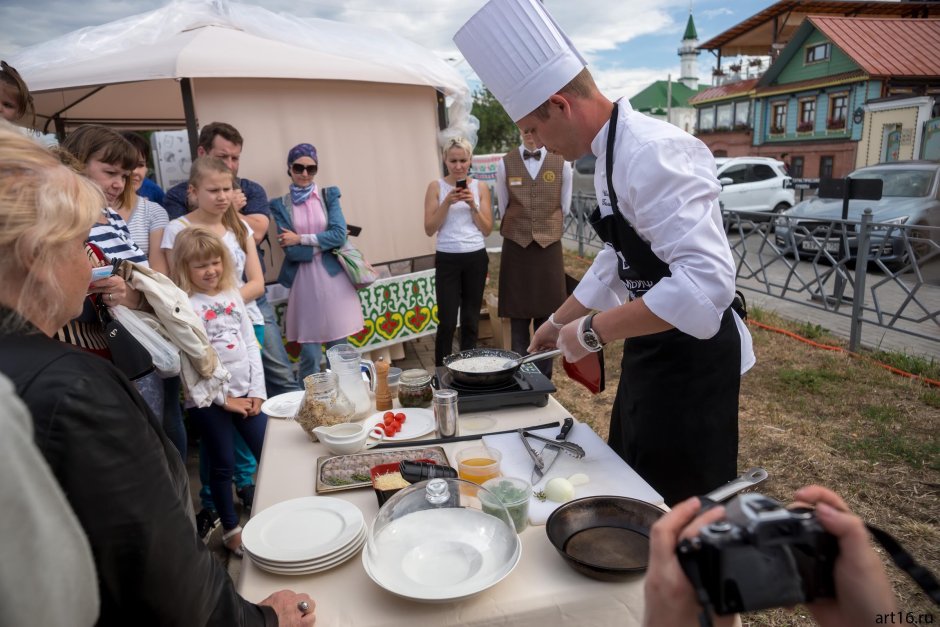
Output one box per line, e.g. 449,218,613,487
189,290,266,404
434,178,486,254
161,218,264,326
125,196,169,260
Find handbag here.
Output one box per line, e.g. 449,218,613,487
95,288,155,382
332,241,379,289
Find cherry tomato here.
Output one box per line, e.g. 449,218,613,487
395,412,406,423
384,411,395,420
392,422,403,434
382,425,396,437
383,415,395,426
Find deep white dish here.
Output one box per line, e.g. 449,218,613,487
362,506,521,602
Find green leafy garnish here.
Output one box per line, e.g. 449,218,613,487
533,489,547,502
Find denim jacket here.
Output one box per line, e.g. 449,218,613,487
270,186,346,288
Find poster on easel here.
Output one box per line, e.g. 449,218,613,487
151,130,191,190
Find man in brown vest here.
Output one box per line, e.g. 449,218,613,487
495,130,572,377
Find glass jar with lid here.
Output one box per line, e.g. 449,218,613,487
295,372,355,441
398,368,433,408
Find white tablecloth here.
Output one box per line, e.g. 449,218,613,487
237,397,661,626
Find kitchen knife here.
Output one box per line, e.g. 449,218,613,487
531,417,574,484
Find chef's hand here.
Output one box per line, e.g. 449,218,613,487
259,589,316,626
278,228,301,247
232,188,248,211
247,397,263,417
796,485,897,627
643,498,737,627
556,315,593,363
528,318,560,353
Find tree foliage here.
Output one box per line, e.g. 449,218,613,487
471,87,519,154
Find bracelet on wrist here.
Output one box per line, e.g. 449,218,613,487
548,313,565,330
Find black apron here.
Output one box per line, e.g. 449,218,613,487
590,102,740,506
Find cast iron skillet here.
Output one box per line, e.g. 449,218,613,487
545,468,769,580
442,348,522,387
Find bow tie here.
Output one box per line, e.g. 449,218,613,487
523,149,541,160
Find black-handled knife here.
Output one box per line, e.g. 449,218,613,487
556,417,574,441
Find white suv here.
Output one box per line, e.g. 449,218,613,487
717,157,794,219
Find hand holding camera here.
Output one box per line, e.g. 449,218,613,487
645,487,900,627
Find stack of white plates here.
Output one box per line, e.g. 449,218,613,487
242,496,365,575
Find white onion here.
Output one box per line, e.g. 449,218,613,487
545,477,575,503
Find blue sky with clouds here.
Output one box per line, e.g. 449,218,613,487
0,0,769,98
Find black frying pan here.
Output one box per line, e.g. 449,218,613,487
443,348,562,387
545,468,769,580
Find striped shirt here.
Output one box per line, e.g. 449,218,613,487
125,197,169,260
88,208,149,267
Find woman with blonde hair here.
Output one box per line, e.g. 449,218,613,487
0,124,316,626
424,136,493,365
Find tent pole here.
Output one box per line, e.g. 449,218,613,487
180,78,199,160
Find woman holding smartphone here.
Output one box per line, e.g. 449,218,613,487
271,143,364,380
424,136,493,366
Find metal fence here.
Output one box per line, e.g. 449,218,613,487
563,192,939,354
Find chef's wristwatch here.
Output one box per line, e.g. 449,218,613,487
578,312,604,352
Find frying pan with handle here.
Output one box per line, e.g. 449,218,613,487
545,468,769,581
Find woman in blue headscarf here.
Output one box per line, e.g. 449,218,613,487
270,143,364,380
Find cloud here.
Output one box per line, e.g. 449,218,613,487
701,8,734,20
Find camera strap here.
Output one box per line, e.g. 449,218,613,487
866,523,940,607
676,538,718,627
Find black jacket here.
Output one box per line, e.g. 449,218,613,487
0,322,276,627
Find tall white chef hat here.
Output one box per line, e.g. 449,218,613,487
454,0,587,122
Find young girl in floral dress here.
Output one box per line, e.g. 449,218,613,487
172,226,266,557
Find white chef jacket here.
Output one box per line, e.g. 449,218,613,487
494,146,572,219
572,98,755,373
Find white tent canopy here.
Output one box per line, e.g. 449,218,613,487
9,0,476,267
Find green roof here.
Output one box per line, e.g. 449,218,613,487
629,80,706,111
683,14,698,41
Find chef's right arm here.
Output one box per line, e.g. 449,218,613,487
528,245,626,352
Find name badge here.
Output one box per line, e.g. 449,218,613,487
508,177,523,187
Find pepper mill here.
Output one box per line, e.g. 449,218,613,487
374,359,393,411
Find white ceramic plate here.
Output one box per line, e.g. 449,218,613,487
362,508,521,602
247,531,366,574
363,408,435,441
242,496,364,563
245,528,366,568
260,391,304,418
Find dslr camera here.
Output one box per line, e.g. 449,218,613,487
676,493,839,614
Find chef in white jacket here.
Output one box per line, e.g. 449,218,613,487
455,0,755,505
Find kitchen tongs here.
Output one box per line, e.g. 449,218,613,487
521,430,585,459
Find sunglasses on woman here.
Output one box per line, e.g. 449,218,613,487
291,163,318,175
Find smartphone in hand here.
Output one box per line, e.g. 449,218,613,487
90,266,113,282
347,224,363,237
456,179,467,189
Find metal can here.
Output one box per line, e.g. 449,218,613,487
433,389,459,438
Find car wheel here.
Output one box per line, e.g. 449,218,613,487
772,202,791,214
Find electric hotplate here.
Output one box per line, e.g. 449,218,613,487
434,363,556,413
